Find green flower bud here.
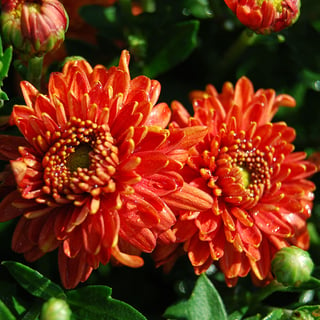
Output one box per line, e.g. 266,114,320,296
271,246,314,286
40,298,71,320
1,0,69,59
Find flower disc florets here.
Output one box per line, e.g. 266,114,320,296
0,50,212,288
153,77,316,287
40,118,119,206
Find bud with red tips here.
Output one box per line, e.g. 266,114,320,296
224,0,300,34
1,0,69,59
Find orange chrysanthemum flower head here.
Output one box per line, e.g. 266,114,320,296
1,0,69,58
154,77,316,287
0,50,212,289
224,0,300,34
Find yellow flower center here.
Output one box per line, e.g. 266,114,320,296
238,166,251,188
41,117,120,208
201,128,274,209
66,143,92,172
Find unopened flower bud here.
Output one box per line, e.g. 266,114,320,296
271,246,314,286
1,0,69,59
224,0,300,34
40,298,71,320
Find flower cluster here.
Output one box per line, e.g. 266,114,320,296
0,1,317,291
0,52,316,288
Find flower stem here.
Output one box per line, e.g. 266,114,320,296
220,29,257,73
26,55,44,90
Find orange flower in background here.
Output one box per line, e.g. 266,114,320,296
224,0,300,34
154,77,316,286
0,50,212,289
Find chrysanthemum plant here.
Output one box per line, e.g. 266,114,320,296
0,0,320,319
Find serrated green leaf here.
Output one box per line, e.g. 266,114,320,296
143,20,199,77
164,274,227,320
67,285,146,320
2,261,65,301
0,299,16,320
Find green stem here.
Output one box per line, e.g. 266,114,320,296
220,29,257,73
26,55,44,90
252,280,287,304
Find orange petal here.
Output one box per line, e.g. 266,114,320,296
0,190,25,222
111,245,144,268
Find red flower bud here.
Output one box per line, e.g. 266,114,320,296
1,0,69,58
224,0,300,34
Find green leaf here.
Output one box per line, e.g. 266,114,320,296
228,309,248,320
0,280,27,317
2,261,66,301
292,305,320,319
164,274,227,320
21,302,42,320
79,5,119,29
66,285,146,320
183,0,213,19
0,45,13,79
262,309,285,320
143,20,199,77
0,299,16,320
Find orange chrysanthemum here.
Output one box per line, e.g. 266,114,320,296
0,50,212,289
154,77,316,286
224,0,300,34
